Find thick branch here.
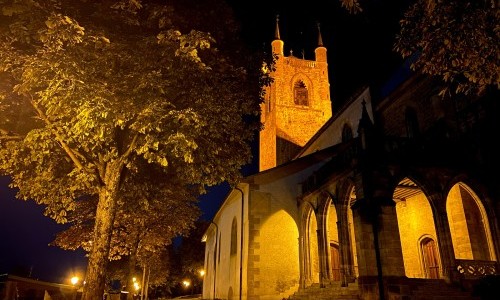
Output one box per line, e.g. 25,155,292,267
0,135,23,141
30,98,100,183
0,128,23,140
122,132,139,161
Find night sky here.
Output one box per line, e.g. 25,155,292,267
0,0,407,284
0,176,87,283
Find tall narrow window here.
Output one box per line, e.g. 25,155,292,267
294,80,308,106
218,233,221,263
341,124,353,142
230,218,237,256
405,107,419,138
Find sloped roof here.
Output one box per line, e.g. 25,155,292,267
243,140,352,185
294,86,369,159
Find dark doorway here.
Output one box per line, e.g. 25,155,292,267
422,238,439,279
330,243,341,281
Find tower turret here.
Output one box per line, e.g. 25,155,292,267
259,19,333,172
315,23,327,63
271,15,284,56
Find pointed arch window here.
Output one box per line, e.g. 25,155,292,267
341,124,353,142
230,218,237,256
294,80,308,106
405,107,420,138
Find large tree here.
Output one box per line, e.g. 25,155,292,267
0,0,265,298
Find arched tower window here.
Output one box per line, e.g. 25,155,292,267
230,218,237,256
405,107,420,138
341,124,353,142
294,80,308,106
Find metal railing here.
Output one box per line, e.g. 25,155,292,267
456,259,499,279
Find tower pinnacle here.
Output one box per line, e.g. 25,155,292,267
317,22,323,47
275,15,281,40
271,15,284,56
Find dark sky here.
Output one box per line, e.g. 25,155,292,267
0,0,409,284
0,176,87,283
227,0,409,103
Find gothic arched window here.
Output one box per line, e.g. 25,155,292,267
405,107,420,138
294,80,308,106
342,124,353,142
230,218,237,256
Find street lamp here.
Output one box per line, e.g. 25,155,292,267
70,275,83,300
182,279,193,295
70,276,79,286
132,277,141,296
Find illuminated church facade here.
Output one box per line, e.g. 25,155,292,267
201,19,500,300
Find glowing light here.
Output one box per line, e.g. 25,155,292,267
132,277,140,291
261,63,269,74
70,276,79,286
182,280,190,288
199,269,205,277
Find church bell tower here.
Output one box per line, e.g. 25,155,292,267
259,17,332,171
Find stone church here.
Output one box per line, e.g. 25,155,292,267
201,19,500,300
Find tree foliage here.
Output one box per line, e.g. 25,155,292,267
52,165,201,298
394,0,499,96
338,0,499,96
0,0,265,298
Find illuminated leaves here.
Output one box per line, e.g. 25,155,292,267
158,29,214,69
40,14,85,50
339,0,363,14
0,1,263,295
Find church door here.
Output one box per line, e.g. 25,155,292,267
330,243,340,281
422,238,439,279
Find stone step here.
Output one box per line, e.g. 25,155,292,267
288,279,480,300
288,295,360,300
407,280,480,300
288,282,360,300
412,290,479,300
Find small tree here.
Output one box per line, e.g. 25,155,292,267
170,220,210,296
0,0,265,298
52,164,201,299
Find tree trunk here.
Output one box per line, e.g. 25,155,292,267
143,265,150,300
126,233,141,300
82,160,124,300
